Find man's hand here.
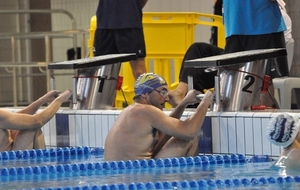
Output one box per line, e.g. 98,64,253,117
56,90,72,103
39,90,60,104
181,89,202,105
202,89,215,106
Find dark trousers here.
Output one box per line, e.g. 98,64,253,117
179,42,223,93
225,32,289,78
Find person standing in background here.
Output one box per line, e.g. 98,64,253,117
209,0,223,46
223,0,288,78
277,0,292,44
169,0,290,108
94,0,148,80
223,0,290,107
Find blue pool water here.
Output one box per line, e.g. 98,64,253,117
0,146,299,190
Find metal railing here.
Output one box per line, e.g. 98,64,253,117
0,9,88,106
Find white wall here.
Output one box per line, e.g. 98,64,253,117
5,107,283,158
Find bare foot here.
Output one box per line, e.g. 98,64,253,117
260,84,276,108
168,90,186,108
260,92,275,108
168,82,189,107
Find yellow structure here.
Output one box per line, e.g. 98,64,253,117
88,12,225,108
88,15,97,58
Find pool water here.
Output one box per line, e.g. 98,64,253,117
0,146,299,190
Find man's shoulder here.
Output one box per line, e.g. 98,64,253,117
288,148,300,158
123,103,162,118
126,103,153,113
275,148,300,168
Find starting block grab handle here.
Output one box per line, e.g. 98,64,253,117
72,77,77,104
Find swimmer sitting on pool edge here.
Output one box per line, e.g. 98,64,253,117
104,72,214,161
267,113,300,167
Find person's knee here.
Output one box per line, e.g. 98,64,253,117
194,42,212,49
189,42,209,51
186,42,216,59
190,137,198,147
186,137,199,156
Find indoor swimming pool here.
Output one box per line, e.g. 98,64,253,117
0,146,299,190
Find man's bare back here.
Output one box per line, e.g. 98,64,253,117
104,103,160,160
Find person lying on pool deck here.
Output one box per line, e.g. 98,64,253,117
266,113,300,167
0,89,72,151
104,72,214,161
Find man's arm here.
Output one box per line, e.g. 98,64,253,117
17,90,60,115
0,90,72,131
153,89,206,152
146,90,214,140
169,89,201,119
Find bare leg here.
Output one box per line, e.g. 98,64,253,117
11,129,45,150
130,58,147,80
0,129,14,151
168,82,188,108
154,137,199,158
33,129,46,149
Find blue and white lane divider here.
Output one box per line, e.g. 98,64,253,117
0,146,104,161
0,147,297,189
6,175,299,190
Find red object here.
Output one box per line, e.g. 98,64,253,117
251,105,266,110
261,75,271,93
116,76,123,90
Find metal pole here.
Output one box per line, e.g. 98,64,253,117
50,77,55,90
187,75,193,90
45,35,51,92
214,75,220,111
72,77,77,107
11,36,17,107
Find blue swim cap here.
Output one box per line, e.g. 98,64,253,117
134,73,167,96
